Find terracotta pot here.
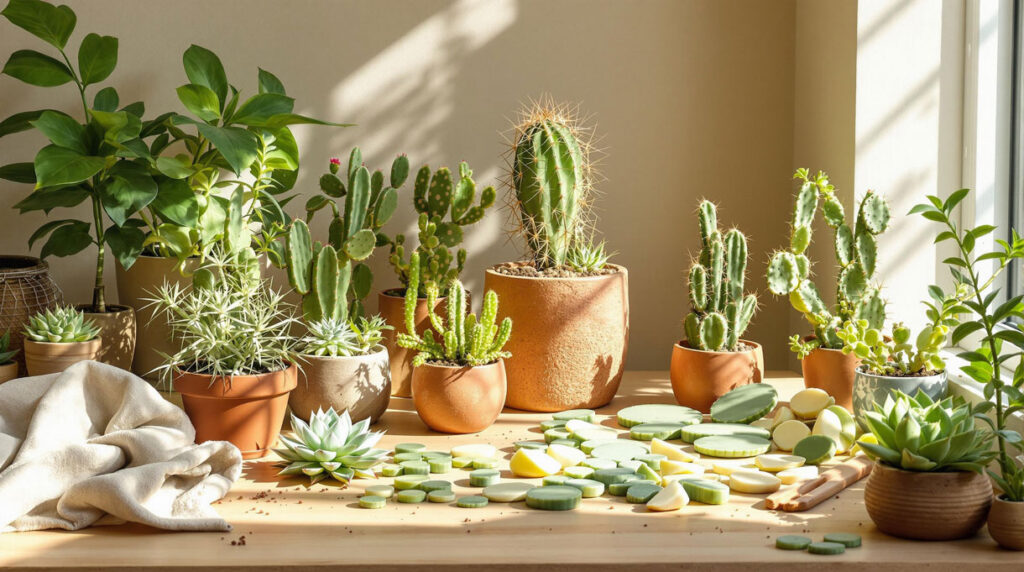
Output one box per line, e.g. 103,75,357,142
174,363,297,459
115,255,197,380
801,344,860,411
0,362,18,384
412,359,507,434
289,346,392,424
852,368,948,419
864,463,992,540
483,263,629,412
78,304,135,370
988,495,1024,550
670,340,765,413
378,288,460,398
0,255,63,376
23,338,102,376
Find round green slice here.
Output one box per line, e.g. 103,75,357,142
365,485,394,498
776,535,812,550
540,419,568,431
635,454,668,469
807,541,846,555
592,467,640,485
394,452,423,463
617,404,703,428
566,478,605,497
630,423,685,441
823,533,861,548
544,428,572,443
590,441,648,463
625,482,663,503
457,495,489,508
543,474,570,486
359,495,387,509
483,482,534,502
399,460,430,475
563,465,595,479
553,409,596,422
471,457,498,469
581,458,618,471
693,435,771,458
416,479,452,493
451,457,473,468
515,440,548,450
680,422,771,443
397,489,427,503
792,435,837,465
608,478,651,496
395,442,426,454
427,489,456,503
550,438,580,448
469,469,500,487
525,486,582,510
394,474,429,489
709,383,778,424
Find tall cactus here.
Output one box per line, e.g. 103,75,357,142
285,219,353,323
684,201,758,351
766,168,890,354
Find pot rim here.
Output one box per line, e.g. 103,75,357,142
0,255,48,275
299,345,388,361
854,366,947,381
673,339,762,355
76,303,134,314
23,338,101,348
994,494,1024,503
174,360,297,380
415,357,505,371
873,461,981,477
484,262,627,282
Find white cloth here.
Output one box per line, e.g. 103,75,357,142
0,360,241,532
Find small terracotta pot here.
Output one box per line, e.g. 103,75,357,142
174,363,297,459
670,340,764,413
988,495,1024,550
411,359,507,434
378,288,459,398
864,463,992,540
23,339,102,376
852,368,948,419
801,344,860,412
484,263,629,412
289,346,392,424
78,304,136,371
0,362,18,383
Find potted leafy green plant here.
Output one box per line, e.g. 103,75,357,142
147,254,298,459
766,168,891,411
483,99,628,412
670,200,762,412
21,306,101,376
858,390,996,540
378,161,496,397
912,189,1024,550
397,252,512,434
0,331,20,383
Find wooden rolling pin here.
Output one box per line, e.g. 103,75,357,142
765,456,874,512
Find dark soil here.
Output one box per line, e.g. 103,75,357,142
424,359,499,368
863,368,943,378
678,340,757,353
492,261,618,278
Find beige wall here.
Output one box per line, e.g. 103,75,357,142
0,0,801,370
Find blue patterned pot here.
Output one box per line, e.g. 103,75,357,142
852,368,947,419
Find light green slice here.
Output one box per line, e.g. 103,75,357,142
428,489,456,503
566,478,605,497
396,489,427,503
469,469,500,487
776,535,812,550
417,479,452,493
380,463,403,477
636,462,661,483
515,440,548,451
553,409,597,422
428,458,452,473
451,457,474,468
590,441,648,463
471,457,499,469
630,423,685,441
682,479,730,505
544,428,572,443
580,439,614,454
617,404,703,428
618,460,644,472
582,458,618,471
563,466,595,479
365,485,394,498
457,495,489,508
394,452,423,463
394,474,429,490
792,435,837,465
550,438,580,448
483,482,535,502
680,423,772,443
823,533,861,548
395,442,426,454
635,454,668,469
608,478,651,496
359,495,387,509
421,451,452,459
693,435,771,458
399,460,430,475
807,541,846,555
540,419,568,431
593,467,640,485
709,383,778,424
525,486,582,510
543,474,571,486
570,426,619,443
626,482,663,503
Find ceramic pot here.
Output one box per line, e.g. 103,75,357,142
0,362,18,383
411,359,507,434
23,339,102,376
483,263,629,412
289,346,392,424
852,367,947,419
670,340,765,413
174,363,297,459
78,304,135,370
988,495,1024,550
0,255,63,375
115,255,197,380
864,463,991,540
801,343,860,411
378,288,458,398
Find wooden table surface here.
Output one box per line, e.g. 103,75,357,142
1,371,1020,571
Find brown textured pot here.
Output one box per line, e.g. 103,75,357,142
289,346,392,424
989,496,1024,550
115,255,198,380
483,263,629,412
78,304,135,371
864,463,992,540
378,288,459,398
801,343,860,412
0,362,17,383
412,359,507,434
174,363,297,459
22,339,102,376
670,340,764,413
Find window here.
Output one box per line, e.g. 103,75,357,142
1011,0,1024,304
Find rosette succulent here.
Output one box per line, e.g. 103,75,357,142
23,306,100,343
275,408,388,484
301,315,389,357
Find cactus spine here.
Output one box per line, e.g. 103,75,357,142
684,201,757,351
766,168,890,353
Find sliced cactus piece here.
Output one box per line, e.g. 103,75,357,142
823,533,862,548
682,479,730,505
394,474,429,490
399,460,429,475
807,541,846,555
380,463,403,477
394,452,423,463
544,428,572,443
515,440,549,451
651,438,699,462
457,495,489,508
365,485,394,498
451,457,473,468
776,535,813,550
416,479,452,493
552,409,596,422
590,441,648,463
789,388,835,418
617,404,703,428
728,469,782,494
547,443,587,467
618,460,644,472
566,478,605,498
792,435,837,465
647,481,689,511
630,423,685,441
526,486,582,511
710,383,778,424
469,469,500,487
771,406,796,429
581,458,618,471
680,423,771,443
660,460,705,476
543,474,570,486
812,407,856,453
482,482,534,503
608,479,651,496
636,462,661,483
592,467,640,486
540,419,568,431
754,454,805,472
626,482,663,504
397,489,427,503
509,448,560,478
635,454,668,470
428,489,456,503
693,435,771,458
563,465,595,479
550,438,579,449
395,442,426,454
777,465,818,484
471,457,498,469
772,419,812,451
359,495,387,509
449,443,498,459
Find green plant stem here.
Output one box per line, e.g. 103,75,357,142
91,189,106,313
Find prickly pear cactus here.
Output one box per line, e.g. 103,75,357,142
766,168,890,353
683,200,758,352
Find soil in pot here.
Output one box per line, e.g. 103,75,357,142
988,496,1024,550
23,339,102,376
483,263,629,412
670,340,764,413
289,347,392,424
864,463,992,540
801,343,860,412
378,288,460,398
174,363,297,459
78,304,136,371
412,359,506,434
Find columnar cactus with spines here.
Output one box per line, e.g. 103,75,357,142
683,201,758,351
385,162,496,291
396,253,512,367
767,169,890,355
286,219,353,324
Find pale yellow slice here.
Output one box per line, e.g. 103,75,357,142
450,443,498,459
510,448,561,477
647,481,689,511
771,405,796,429
651,438,699,462
789,388,834,419
728,469,782,494
711,461,758,475
547,443,587,467
660,459,705,476
772,419,811,451
754,453,805,472
777,465,818,484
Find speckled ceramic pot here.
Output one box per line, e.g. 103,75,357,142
289,346,391,424
852,368,947,419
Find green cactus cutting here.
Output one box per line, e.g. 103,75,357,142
396,252,512,367
683,201,757,351
384,162,496,291
767,169,890,356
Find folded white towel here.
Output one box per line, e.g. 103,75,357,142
0,360,241,532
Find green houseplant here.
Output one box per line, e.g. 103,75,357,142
766,168,891,410
483,98,629,412
21,306,101,376
275,407,388,485
397,252,512,434
670,200,763,413
0,331,20,383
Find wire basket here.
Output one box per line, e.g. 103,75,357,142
0,256,64,375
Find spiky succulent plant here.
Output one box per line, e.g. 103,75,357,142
567,240,612,273
23,306,100,343
858,390,996,473
275,408,388,484
301,315,390,357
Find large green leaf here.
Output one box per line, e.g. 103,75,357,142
155,156,192,179
143,223,194,260
1,0,76,49
150,177,199,227
93,86,118,111
264,127,298,170
176,84,220,122
98,161,157,226
199,194,228,246
231,93,294,126
2,49,72,86
224,187,249,253
29,110,87,153
182,45,227,107
29,218,78,248
14,185,89,212
0,108,57,138
39,219,92,258
104,221,145,269
263,113,353,129
77,33,117,85
33,145,105,187
196,124,258,174
0,162,36,183
257,68,285,95
89,109,141,143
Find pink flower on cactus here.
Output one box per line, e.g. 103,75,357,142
329,157,341,165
